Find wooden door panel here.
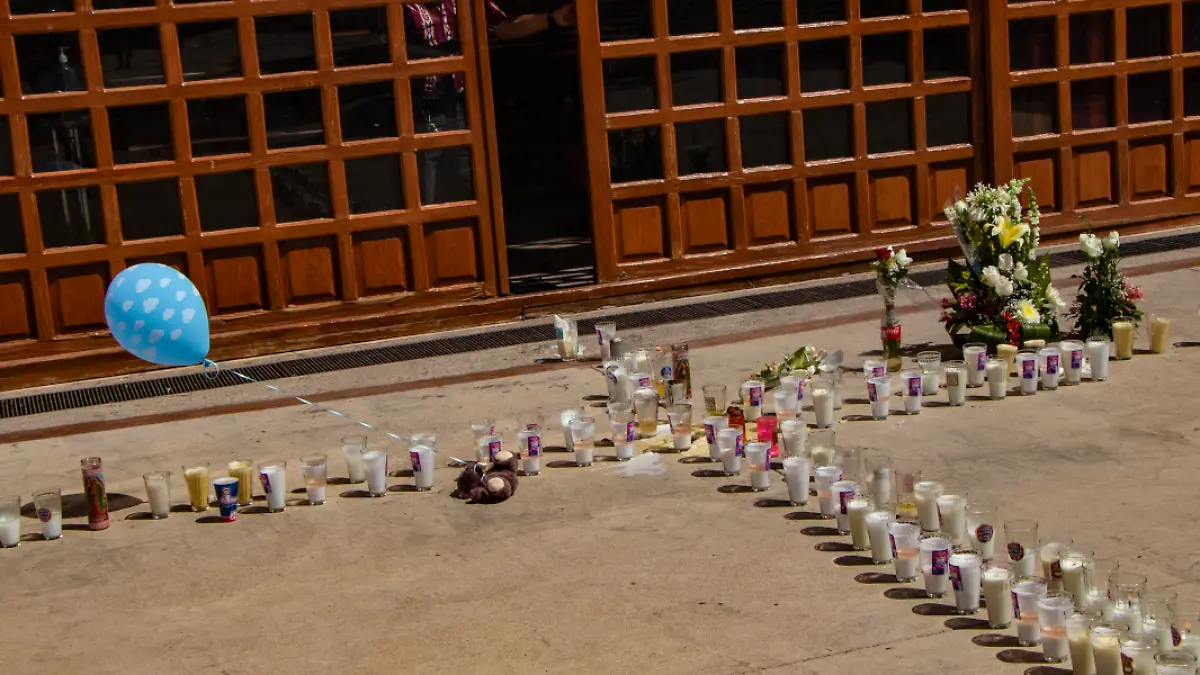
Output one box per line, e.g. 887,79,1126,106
0,272,35,341
1128,139,1171,202
279,236,340,306
48,264,109,334
354,228,411,297
680,191,730,254
744,183,794,246
204,246,266,315
614,198,667,262
425,219,480,288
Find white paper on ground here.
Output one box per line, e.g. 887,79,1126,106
611,453,666,477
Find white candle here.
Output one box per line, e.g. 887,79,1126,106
1087,590,1114,621
1041,542,1070,591
1061,341,1085,385
921,536,951,598
611,421,635,461
1014,578,1048,646
743,380,764,421
937,494,967,545
1120,638,1157,675
1041,348,1062,390
986,359,1007,399
866,511,894,564
1043,631,1069,663
410,446,435,490
1149,316,1171,354
848,496,872,550
945,365,966,405
966,510,996,560
1087,338,1111,381
1061,557,1088,608
921,371,940,396
832,480,857,533
950,551,982,613
364,450,388,496
1068,631,1095,675
783,457,810,506
1093,631,1123,675
963,345,987,387
0,516,19,547
983,567,1014,628
146,478,171,518
1113,606,1143,637
41,511,62,540
1143,618,1173,659
1018,352,1039,395
914,481,943,532
902,372,922,414
813,387,835,428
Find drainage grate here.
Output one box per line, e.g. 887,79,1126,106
3,228,1199,420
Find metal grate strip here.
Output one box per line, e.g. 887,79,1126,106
3,228,1199,420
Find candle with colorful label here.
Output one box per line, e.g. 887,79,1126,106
890,522,921,581
920,533,951,598
901,370,922,414
717,428,742,476
1060,340,1085,385
831,480,857,534
963,343,987,387
259,461,287,513
1018,350,1039,395
944,360,967,405
410,445,435,490
81,456,110,530
966,502,997,560
745,443,771,491
742,379,765,421
1041,346,1062,389
1092,623,1127,675
867,376,891,420
32,488,63,540
950,549,983,614
815,466,842,519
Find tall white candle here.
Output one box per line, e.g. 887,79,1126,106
914,481,943,532
937,494,967,545
983,566,1013,628
783,457,809,506
0,516,19,547
813,387,835,428
146,478,171,518
986,359,1008,399
921,535,951,598
848,496,872,550
866,511,894,564
1092,630,1123,675
832,480,857,533
945,365,967,405
1061,556,1089,609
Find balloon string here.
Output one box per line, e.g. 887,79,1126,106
203,360,467,465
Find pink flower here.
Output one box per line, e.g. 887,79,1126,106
941,298,952,309
939,311,952,323
959,292,978,310
1121,281,1144,301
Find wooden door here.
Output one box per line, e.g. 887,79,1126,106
0,0,501,351
576,0,986,285
988,0,1200,233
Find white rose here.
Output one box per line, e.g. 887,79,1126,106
1046,286,1066,309
981,265,1002,288
1104,231,1120,249
997,253,1013,271
1012,262,1028,282
995,278,1014,297
1080,233,1103,258
894,248,913,267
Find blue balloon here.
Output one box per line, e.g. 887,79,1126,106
104,263,211,367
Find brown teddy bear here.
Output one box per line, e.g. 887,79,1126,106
452,450,520,503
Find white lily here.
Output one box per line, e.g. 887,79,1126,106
1104,231,1120,249
1046,286,1066,309
981,265,1003,288
997,253,1013,271
1012,262,1028,282
995,278,1014,297
894,248,912,267
1080,233,1103,258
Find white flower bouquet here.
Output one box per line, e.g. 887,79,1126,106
941,178,1062,346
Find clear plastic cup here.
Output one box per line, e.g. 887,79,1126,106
717,428,743,476
1038,591,1075,662
1004,519,1039,577
1110,572,1148,636
32,488,63,540
831,480,857,533
1041,539,1074,592
667,404,693,452
891,522,921,581
914,480,943,532
570,417,597,467
950,548,983,614
920,532,952,598
1059,547,1092,609
633,388,659,438
1014,575,1049,646
809,429,836,471
1089,558,1120,620
893,460,922,524
772,388,798,420
783,456,810,506
301,455,328,504
745,443,772,491
780,419,806,459
944,359,967,405
963,342,988,387
814,465,842,519
1121,636,1159,675
866,454,895,513
143,471,172,519
1142,589,1178,656
1170,599,1200,658
982,561,1014,628
559,409,582,451
595,321,617,360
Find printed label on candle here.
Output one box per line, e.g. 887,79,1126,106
1051,560,1062,580
36,508,51,522
528,434,542,456
596,328,605,345
488,439,502,461
1012,590,1021,619
704,396,717,413
975,524,994,543
867,381,878,402
1008,542,1025,561
1121,652,1133,675
735,437,744,457
839,490,852,514
1047,354,1060,374
1172,625,1181,647
259,471,272,494
932,549,948,575
890,533,897,558
661,365,673,381
907,377,921,397
1071,350,1083,369
949,563,962,591
749,387,763,406
638,376,651,387
623,422,635,443
1022,359,1036,379
871,366,886,378
797,380,805,399
947,371,960,387
977,352,987,371
410,451,422,473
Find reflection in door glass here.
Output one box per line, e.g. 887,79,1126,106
270,163,333,222
800,38,849,92
15,33,86,95
736,44,785,99
799,0,845,24
178,20,242,81
38,186,104,248
733,0,783,30
1128,71,1171,124
925,92,971,147
604,57,658,113
338,81,398,141
598,0,654,42
27,110,96,173
0,194,23,255
412,74,469,133
331,7,391,67
263,89,326,149
670,51,722,106
861,0,908,19
1011,84,1058,137
1069,12,1113,65
256,14,317,75
862,32,910,86
10,0,73,12
1071,78,1114,130
668,0,718,35
417,147,474,204
97,26,165,88
740,113,790,168
196,171,259,231
608,127,662,183
109,102,174,164
924,27,969,80
675,119,727,175
803,106,853,161
118,179,184,241
0,117,13,176
188,96,250,157
345,155,404,214
1126,5,1170,59
866,99,912,154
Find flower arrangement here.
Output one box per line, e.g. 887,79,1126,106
748,345,825,390
873,246,912,371
941,178,1062,346
873,246,912,289
1070,229,1143,339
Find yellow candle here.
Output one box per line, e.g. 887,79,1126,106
996,343,1018,374
1112,319,1134,360
227,459,255,506
1149,316,1171,354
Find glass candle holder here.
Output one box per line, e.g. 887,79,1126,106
633,388,659,438
32,488,63,540
143,471,172,519
667,404,693,452
183,463,210,512
702,384,727,416
258,460,287,513
962,342,987,387
982,561,1014,628
0,494,21,547
916,351,941,396
570,417,597,467
301,455,328,505
341,436,367,483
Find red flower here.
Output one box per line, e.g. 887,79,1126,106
939,311,952,323
960,292,978,310
875,247,890,261
1003,311,1022,345
1122,282,1144,301
941,297,952,309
